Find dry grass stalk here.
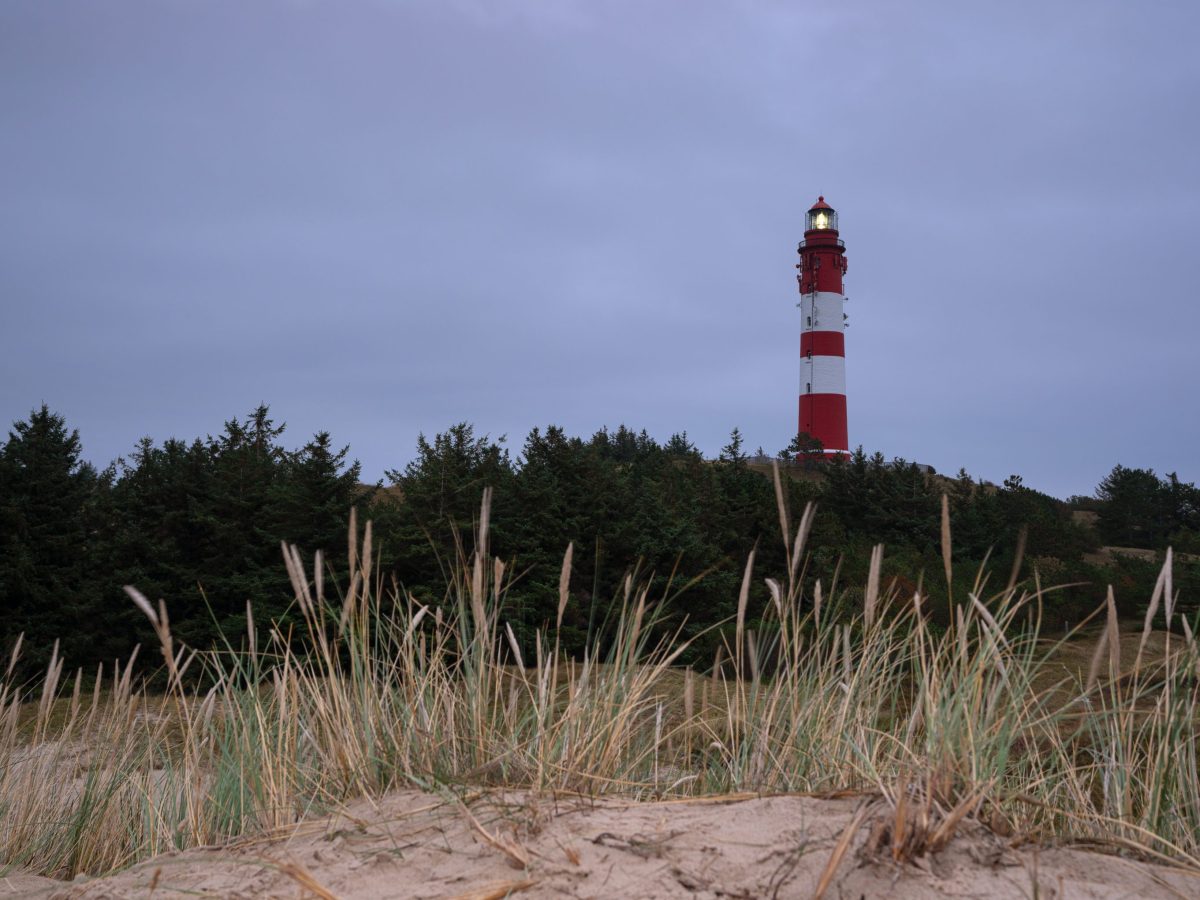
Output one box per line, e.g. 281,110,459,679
735,548,755,664
504,623,525,671
1106,586,1122,675
460,803,531,870
1135,560,1169,673
557,542,574,630
1165,547,1174,623
790,501,817,587
683,668,694,722
864,544,883,628
771,460,791,558
1085,628,1109,694
276,860,339,900
891,777,910,861
765,578,783,622
941,493,953,595
813,803,870,899
928,783,989,853
841,624,852,686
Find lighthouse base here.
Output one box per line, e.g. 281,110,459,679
798,393,848,454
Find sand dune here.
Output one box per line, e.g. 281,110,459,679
13,789,1197,899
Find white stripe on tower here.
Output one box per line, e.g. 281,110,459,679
799,292,844,331
801,354,846,394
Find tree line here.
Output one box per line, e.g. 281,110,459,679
1,404,1197,678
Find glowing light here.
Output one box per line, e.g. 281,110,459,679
814,212,829,229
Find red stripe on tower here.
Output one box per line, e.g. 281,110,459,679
799,331,845,357
796,196,849,454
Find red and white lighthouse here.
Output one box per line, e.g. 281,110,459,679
796,196,849,454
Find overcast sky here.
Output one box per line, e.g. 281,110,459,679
2,0,1198,499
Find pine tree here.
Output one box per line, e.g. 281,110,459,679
197,406,290,639
779,431,824,461
718,428,747,465
275,431,369,557
1096,465,1170,547
0,406,104,673
106,436,217,659
664,431,701,460
379,423,513,603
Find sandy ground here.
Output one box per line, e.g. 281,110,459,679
6,790,1198,899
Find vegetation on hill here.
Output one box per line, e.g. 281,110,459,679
0,404,1197,676
1,489,1198,881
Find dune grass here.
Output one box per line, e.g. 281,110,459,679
1,473,1198,880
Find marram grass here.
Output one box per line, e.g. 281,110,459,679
0,480,1197,880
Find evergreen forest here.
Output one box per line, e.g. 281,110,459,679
2,404,1197,679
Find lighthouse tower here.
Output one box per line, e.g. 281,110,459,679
796,196,849,454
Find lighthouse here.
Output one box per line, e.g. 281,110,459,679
796,196,849,454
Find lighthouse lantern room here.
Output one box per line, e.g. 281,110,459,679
796,196,849,454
